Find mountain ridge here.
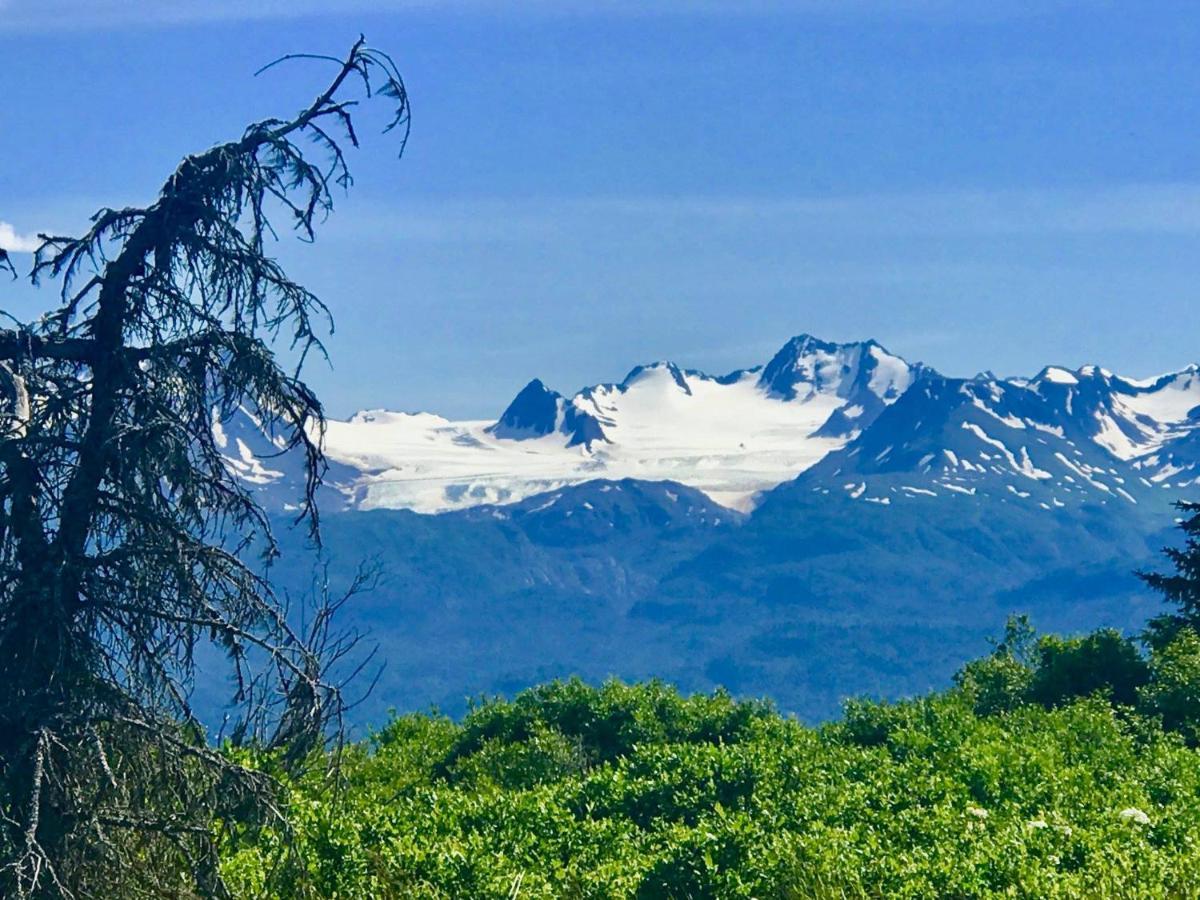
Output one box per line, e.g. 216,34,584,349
221,334,1200,518
223,333,1200,723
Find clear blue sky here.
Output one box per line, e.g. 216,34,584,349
3,1,1199,418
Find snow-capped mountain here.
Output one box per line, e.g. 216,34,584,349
240,334,1200,724
212,405,363,510
1024,364,1200,460
758,335,935,438
219,334,1200,517
485,378,608,447
803,375,1131,508
1131,403,1200,491
282,335,930,513
799,364,1200,511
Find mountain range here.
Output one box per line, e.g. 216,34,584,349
220,335,1200,723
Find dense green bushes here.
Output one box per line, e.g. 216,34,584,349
222,624,1200,898
1140,628,1200,742
214,497,1200,896
954,615,1200,743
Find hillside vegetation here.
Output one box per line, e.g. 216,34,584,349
221,619,1200,898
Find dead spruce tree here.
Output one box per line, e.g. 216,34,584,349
0,39,408,899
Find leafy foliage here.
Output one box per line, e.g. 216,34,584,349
954,614,1038,716
1140,627,1200,743
1029,630,1149,708
222,654,1200,899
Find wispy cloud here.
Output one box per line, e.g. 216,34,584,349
331,182,1200,247
0,0,1105,32
0,221,40,253
579,184,1200,236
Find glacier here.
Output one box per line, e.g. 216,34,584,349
223,333,1200,519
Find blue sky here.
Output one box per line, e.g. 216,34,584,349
2,1,1199,418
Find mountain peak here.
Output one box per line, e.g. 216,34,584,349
1031,366,1080,386
758,334,917,404
760,336,853,399
621,361,692,394
487,379,563,439
487,378,611,449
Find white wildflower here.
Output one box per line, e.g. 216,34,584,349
966,806,988,820
1118,807,1151,827
1027,818,1049,830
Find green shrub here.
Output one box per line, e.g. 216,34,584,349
1029,629,1149,708
1140,628,1200,743
955,652,1035,715
438,678,772,779
221,673,1200,899
447,721,590,789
